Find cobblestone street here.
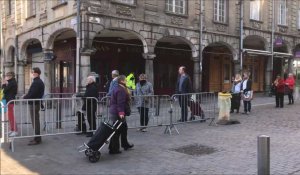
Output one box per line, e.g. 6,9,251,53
1,96,300,174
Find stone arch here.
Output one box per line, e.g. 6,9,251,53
155,35,198,58
243,35,267,50
6,46,15,62
45,28,76,49
90,27,148,53
19,38,42,60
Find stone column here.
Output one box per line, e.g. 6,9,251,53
265,56,273,92
193,57,201,92
17,61,25,94
143,53,156,86
288,57,294,74
80,51,92,92
44,61,51,95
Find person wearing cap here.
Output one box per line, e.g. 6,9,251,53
285,73,295,105
134,74,154,132
274,75,285,108
24,67,45,145
2,72,18,137
107,70,119,96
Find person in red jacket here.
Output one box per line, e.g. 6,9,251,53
274,75,285,108
285,73,295,105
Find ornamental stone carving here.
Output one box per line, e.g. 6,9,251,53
215,24,227,32
170,17,183,26
278,26,288,33
250,21,261,29
116,5,132,17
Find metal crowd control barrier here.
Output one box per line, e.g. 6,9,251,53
170,92,217,126
1,97,98,152
0,92,217,151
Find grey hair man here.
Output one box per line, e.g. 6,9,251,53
107,70,119,96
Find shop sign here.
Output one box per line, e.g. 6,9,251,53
274,37,283,46
295,51,300,58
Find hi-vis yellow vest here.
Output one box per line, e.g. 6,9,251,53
126,73,136,90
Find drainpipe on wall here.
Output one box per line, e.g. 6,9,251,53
199,0,203,92
76,0,81,93
271,0,274,81
239,0,244,72
0,6,4,76
14,0,18,79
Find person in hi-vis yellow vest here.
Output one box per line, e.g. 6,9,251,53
126,73,136,90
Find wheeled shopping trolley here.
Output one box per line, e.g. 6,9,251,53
78,120,123,163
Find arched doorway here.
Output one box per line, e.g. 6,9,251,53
6,46,15,72
243,36,267,91
202,43,233,92
50,29,76,93
154,37,193,95
91,29,146,92
273,38,289,80
23,39,43,92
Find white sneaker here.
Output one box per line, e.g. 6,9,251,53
8,131,18,137
6,131,13,135
141,128,147,132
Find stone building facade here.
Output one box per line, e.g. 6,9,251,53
1,0,300,95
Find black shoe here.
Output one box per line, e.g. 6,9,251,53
109,150,122,154
123,144,134,151
288,103,291,105
177,119,183,122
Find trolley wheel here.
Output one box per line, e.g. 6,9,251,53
88,151,101,163
85,148,94,157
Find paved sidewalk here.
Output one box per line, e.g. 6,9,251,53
1,95,300,174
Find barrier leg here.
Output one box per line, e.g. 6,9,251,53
164,106,179,135
56,101,62,129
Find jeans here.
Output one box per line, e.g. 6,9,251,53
243,100,251,113
275,92,284,107
178,95,189,122
138,107,149,127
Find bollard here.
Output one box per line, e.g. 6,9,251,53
258,135,270,175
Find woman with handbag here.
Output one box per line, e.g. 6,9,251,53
135,74,154,132
285,73,295,105
274,75,285,108
108,75,134,154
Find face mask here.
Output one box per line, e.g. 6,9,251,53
140,80,146,85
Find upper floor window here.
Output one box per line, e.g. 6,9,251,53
116,0,134,5
27,0,36,17
6,0,12,16
166,0,186,15
278,0,287,25
250,0,260,21
214,0,226,23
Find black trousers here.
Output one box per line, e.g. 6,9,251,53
231,93,241,112
288,89,294,104
29,104,41,142
86,106,96,131
243,100,251,113
178,95,189,122
138,107,149,126
275,92,284,107
109,119,131,152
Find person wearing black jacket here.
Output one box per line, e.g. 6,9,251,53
24,67,45,145
175,66,192,122
82,76,98,137
2,72,18,137
241,72,252,115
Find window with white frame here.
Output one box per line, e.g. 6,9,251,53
27,0,36,17
279,0,287,25
166,0,186,15
117,0,134,5
214,0,226,23
250,0,260,21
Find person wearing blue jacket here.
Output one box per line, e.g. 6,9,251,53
107,70,119,96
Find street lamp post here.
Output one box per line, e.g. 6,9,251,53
239,0,244,73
